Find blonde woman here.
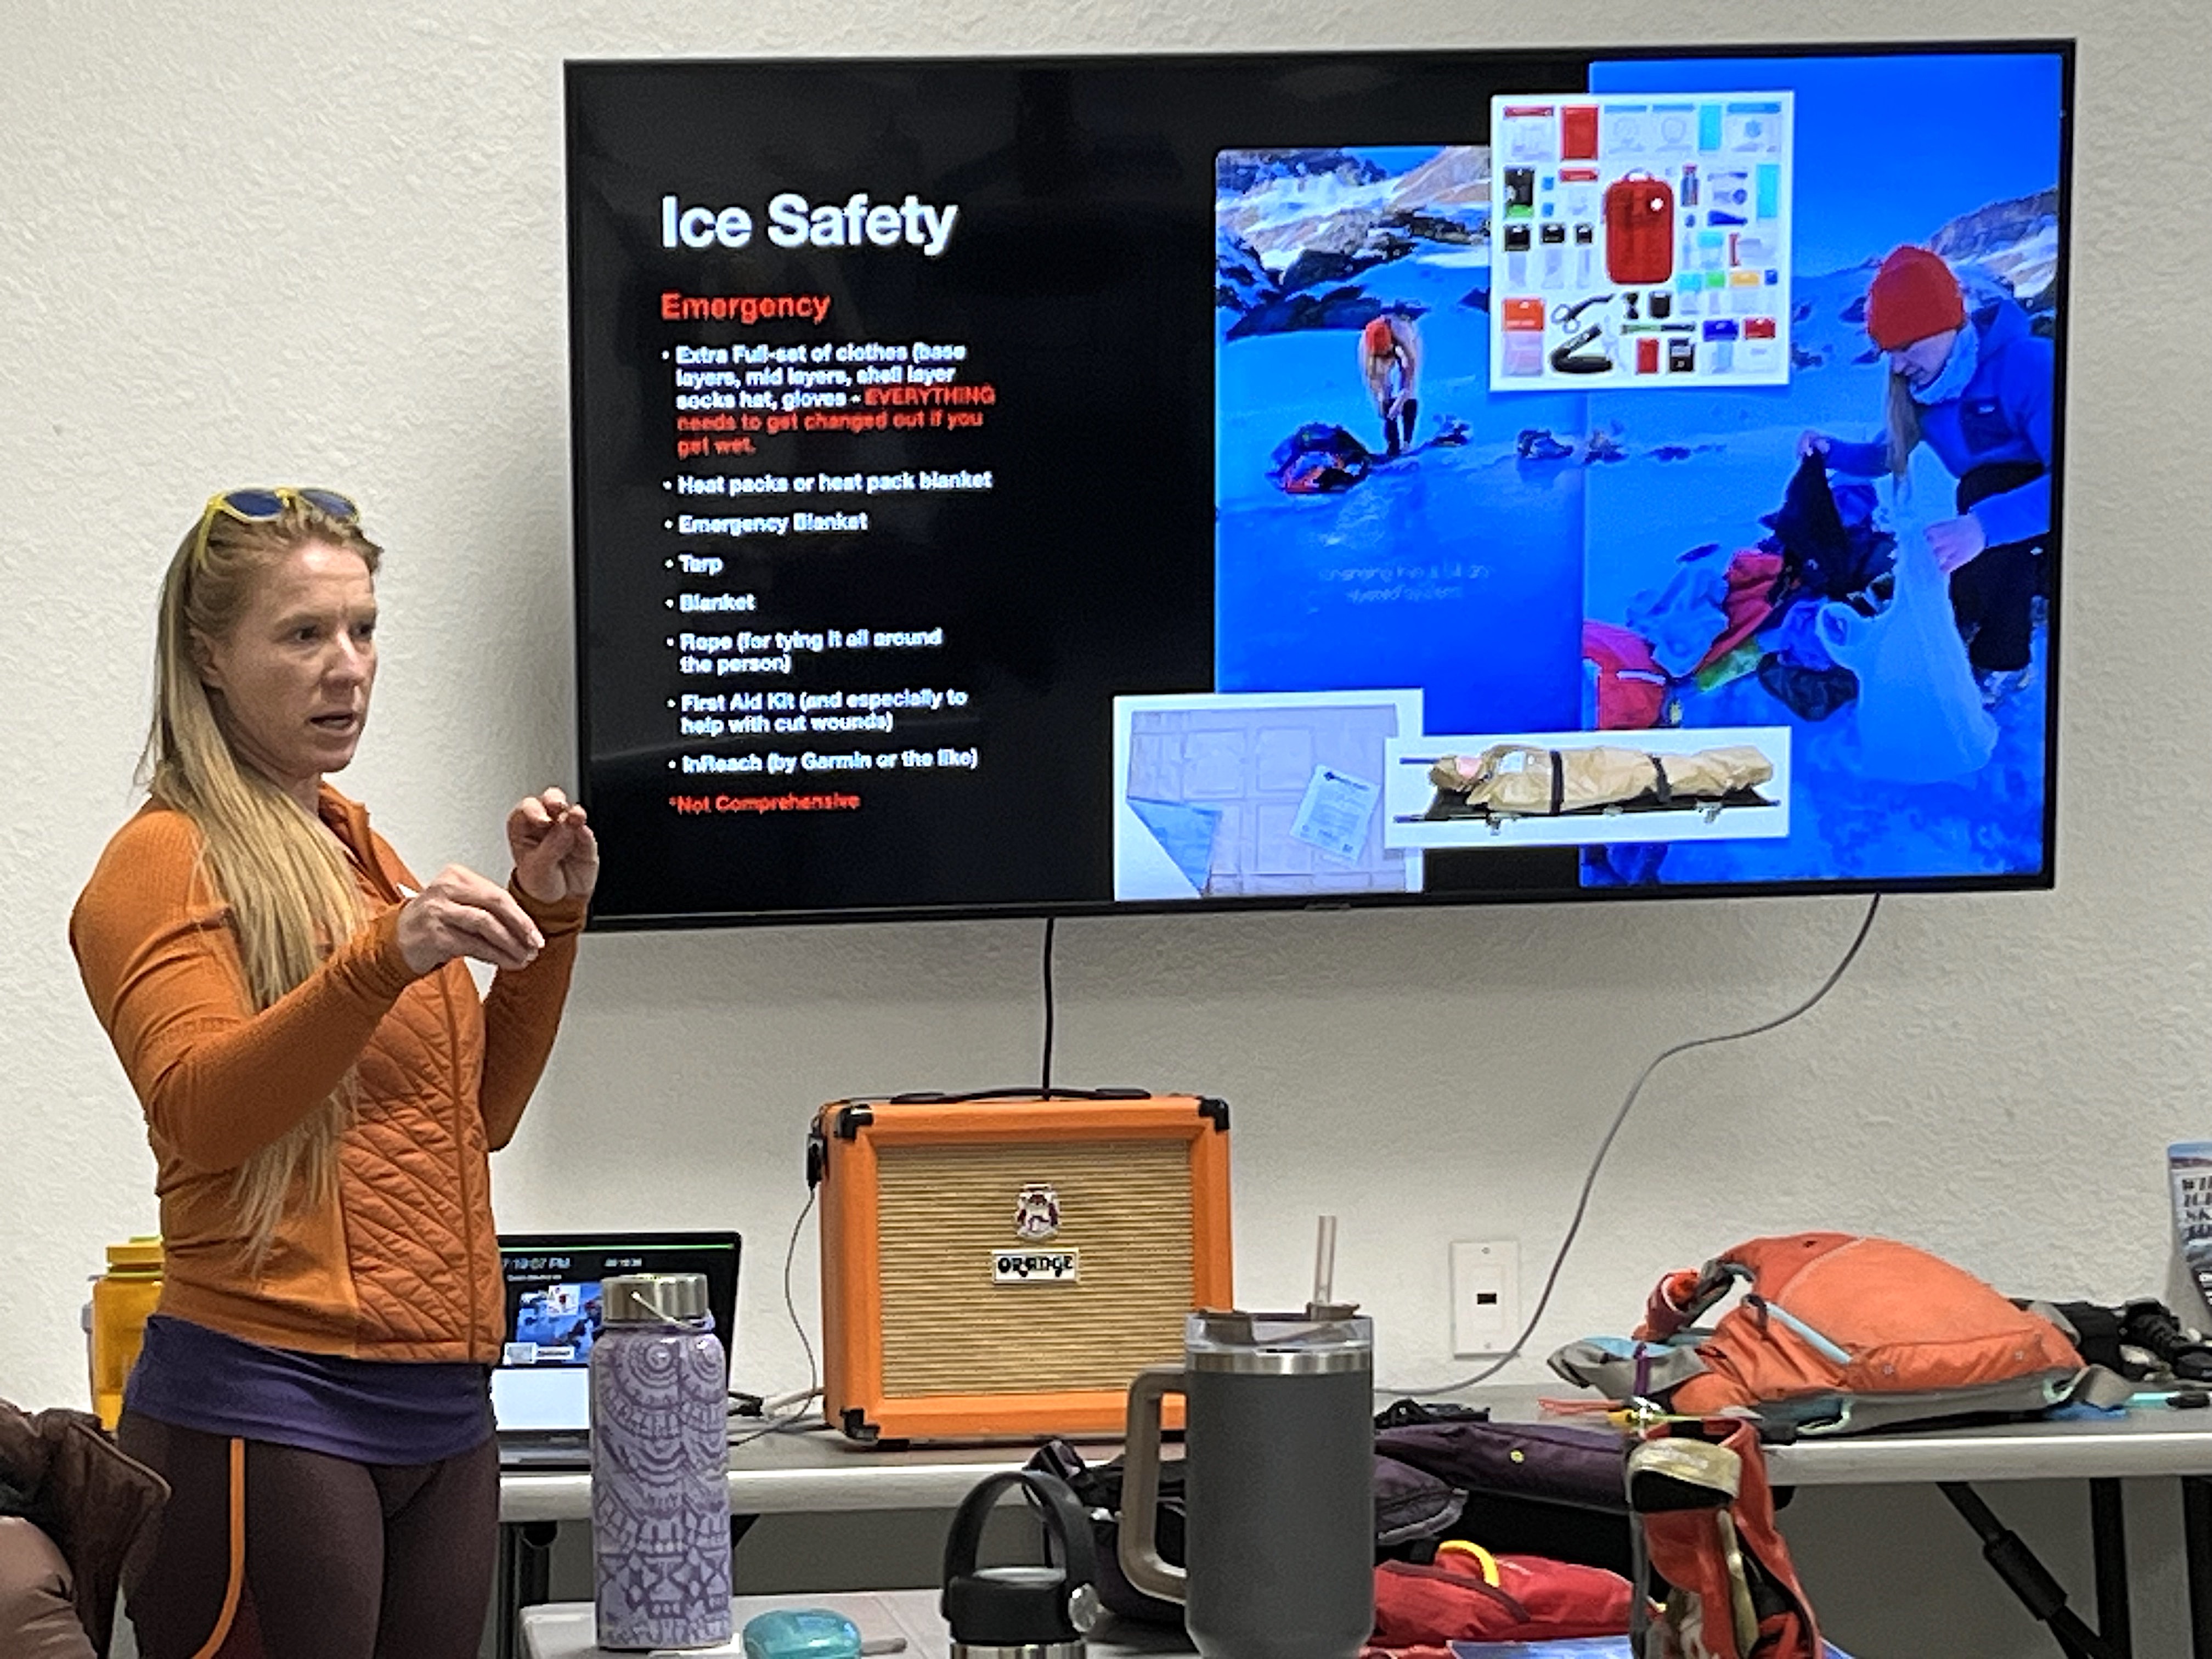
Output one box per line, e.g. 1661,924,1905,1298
71,489,597,1659
1798,245,2055,706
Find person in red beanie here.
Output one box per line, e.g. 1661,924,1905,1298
1798,244,2055,704
1358,304,1422,457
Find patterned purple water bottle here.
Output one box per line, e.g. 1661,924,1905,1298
590,1272,731,1649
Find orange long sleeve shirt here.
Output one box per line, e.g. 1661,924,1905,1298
70,786,586,1363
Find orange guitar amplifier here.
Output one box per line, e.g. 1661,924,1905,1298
808,1091,1232,1442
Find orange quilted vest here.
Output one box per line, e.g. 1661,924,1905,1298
72,788,584,1364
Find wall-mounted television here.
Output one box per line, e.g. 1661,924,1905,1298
566,42,2070,927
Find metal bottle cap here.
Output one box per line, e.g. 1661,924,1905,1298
600,1272,710,1324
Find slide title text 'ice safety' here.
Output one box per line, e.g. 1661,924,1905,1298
662,194,960,257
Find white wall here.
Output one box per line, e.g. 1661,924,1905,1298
4,1,2208,1652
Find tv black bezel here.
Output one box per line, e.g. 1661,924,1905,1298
565,38,2073,930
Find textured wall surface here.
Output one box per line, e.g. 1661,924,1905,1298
3,1,2209,1652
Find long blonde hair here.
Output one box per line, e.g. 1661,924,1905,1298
142,495,385,1262
1883,372,1922,489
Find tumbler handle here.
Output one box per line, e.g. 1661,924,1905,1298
1118,1365,1188,1607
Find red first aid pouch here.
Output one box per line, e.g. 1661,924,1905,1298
1605,171,1675,285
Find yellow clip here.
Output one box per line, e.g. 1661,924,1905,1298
1434,1539,1502,1586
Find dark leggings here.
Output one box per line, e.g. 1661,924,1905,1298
115,1412,498,1659
1951,460,2048,673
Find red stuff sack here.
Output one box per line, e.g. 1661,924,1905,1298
1605,170,1675,285
1372,1542,1637,1646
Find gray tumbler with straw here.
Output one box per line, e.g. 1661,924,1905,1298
1119,1217,1374,1659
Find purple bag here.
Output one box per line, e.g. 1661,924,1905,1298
1374,1419,1628,1513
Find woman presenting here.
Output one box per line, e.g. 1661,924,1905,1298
71,488,598,1658
1799,245,2055,704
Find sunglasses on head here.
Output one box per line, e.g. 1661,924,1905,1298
191,487,360,561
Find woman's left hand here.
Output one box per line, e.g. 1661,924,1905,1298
508,787,600,905
1926,515,1988,574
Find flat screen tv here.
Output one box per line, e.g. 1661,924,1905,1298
566,42,2070,927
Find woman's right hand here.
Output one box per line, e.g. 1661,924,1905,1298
396,865,545,976
1796,430,1834,460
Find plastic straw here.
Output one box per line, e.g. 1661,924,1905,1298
1312,1215,1338,1311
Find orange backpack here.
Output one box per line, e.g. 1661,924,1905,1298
1554,1232,2106,1434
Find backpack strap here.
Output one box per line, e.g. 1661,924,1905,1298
1549,750,1565,816
1741,1294,1852,1365
1631,1420,1822,1659
1641,1260,1745,1340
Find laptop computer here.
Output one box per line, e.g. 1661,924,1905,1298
493,1229,742,1470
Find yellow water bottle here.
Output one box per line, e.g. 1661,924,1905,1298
88,1237,162,1430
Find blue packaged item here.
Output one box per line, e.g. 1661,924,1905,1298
742,1609,862,1659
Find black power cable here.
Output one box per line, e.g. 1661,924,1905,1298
1040,916,1057,1096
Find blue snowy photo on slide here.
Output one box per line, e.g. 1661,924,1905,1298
1578,51,2063,888
1212,52,2063,895
1213,145,1589,739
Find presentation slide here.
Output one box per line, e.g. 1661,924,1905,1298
567,47,2066,923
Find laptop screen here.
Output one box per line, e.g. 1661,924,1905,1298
493,1231,742,1434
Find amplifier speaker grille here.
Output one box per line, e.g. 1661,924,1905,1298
876,1139,1192,1397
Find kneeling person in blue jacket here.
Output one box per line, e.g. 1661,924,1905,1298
1800,244,2054,706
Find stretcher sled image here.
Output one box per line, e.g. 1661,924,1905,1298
1376,729,1792,854
1415,742,1775,833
